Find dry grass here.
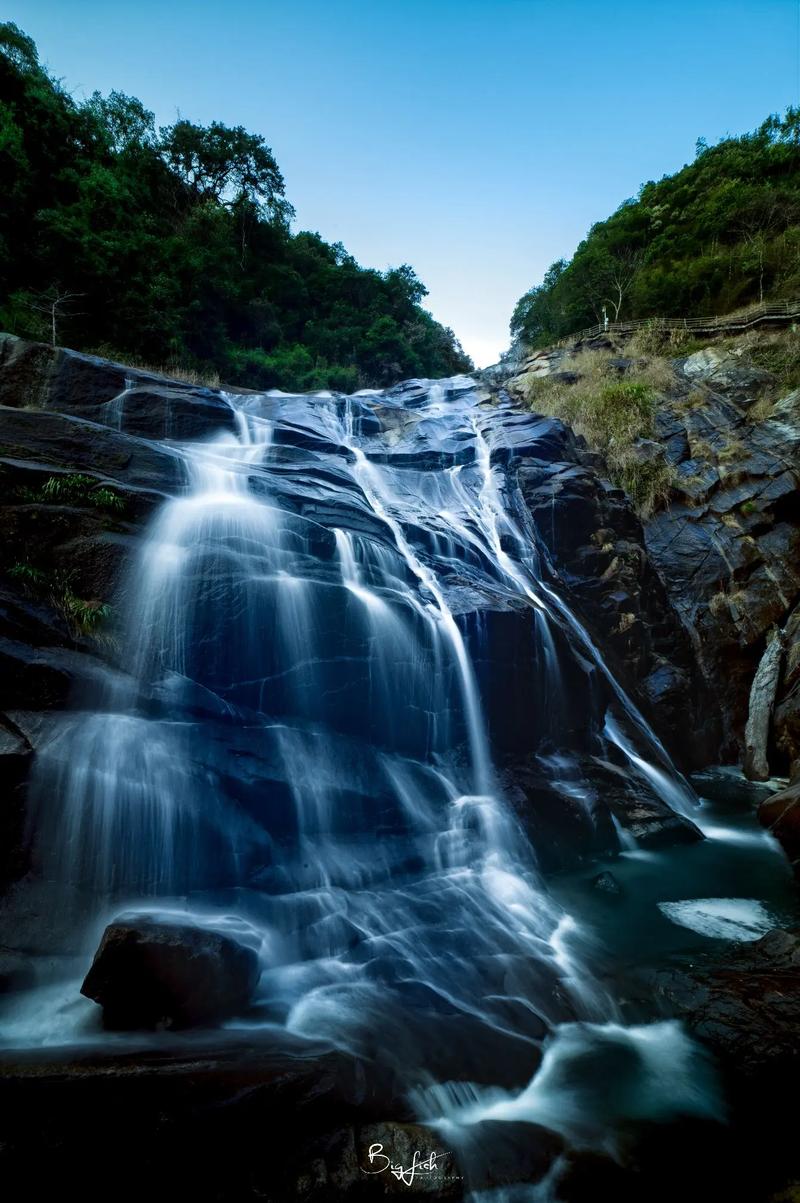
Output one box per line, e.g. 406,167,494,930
717,436,748,463
565,348,614,379
708,591,730,617
630,355,677,393
627,322,710,358
87,345,222,390
688,436,715,460
749,394,777,422
523,365,673,517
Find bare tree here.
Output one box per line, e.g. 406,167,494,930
602,248,644,321
734,194,790,304
570,247,643,328
28,288,85,347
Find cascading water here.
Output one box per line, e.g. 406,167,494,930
5,375,722,1196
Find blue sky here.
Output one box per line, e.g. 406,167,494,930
12,0,800,365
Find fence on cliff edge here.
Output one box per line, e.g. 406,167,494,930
549,298,800,349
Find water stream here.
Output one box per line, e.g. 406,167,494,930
2,376,785,1197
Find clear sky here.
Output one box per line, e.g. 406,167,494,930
11,0,800,365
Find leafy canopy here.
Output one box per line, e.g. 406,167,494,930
0,23,472,390
511,108,800,349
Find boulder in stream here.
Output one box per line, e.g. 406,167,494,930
81,912,261,1030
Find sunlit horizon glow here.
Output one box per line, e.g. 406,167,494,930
10,0,800,366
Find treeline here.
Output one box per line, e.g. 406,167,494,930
512,109,800,348
0,23,471,390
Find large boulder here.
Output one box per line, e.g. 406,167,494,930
81,913,261,1029
758,780,800,875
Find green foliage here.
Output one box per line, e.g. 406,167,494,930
0,23,472,388
38,473,125,511
512,107,800,348
9,560,46,585
8,558,112,634
61,594,112,632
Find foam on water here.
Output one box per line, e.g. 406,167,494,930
658,897,776,941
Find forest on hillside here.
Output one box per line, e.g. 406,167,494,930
0,22,472,390
512,108,800,348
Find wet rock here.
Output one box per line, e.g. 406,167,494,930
759,781,800,873
80,913,261,1030
516,435,713,765
448,1119,562,1195
585,757,703,849
108,384,236,440
591,870,622,895
348,1122,461,1195
0,638,111,710
0,334,232,435
690,765,779,806
0,334,138,418
655,928,800,1072
0,1036,400,1202
498,757,621,871
0,405,180,494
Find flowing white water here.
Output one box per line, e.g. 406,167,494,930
9,377,720,1195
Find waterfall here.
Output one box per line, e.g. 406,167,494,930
11,376,715,1190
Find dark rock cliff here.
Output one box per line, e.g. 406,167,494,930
507,335,800,774
0,333,705,914
0,334,235,897
645,346,800,769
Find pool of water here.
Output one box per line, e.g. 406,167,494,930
550,773,798,971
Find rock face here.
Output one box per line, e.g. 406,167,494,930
655,927,800,1072
644,347,800,768
507,330,800,783
516,418,715,764
0,332,235,434
81,913,261,1029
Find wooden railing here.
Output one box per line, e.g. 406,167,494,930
550,298,800,348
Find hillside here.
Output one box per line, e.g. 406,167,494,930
0,23,471,391
511,108,800,349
